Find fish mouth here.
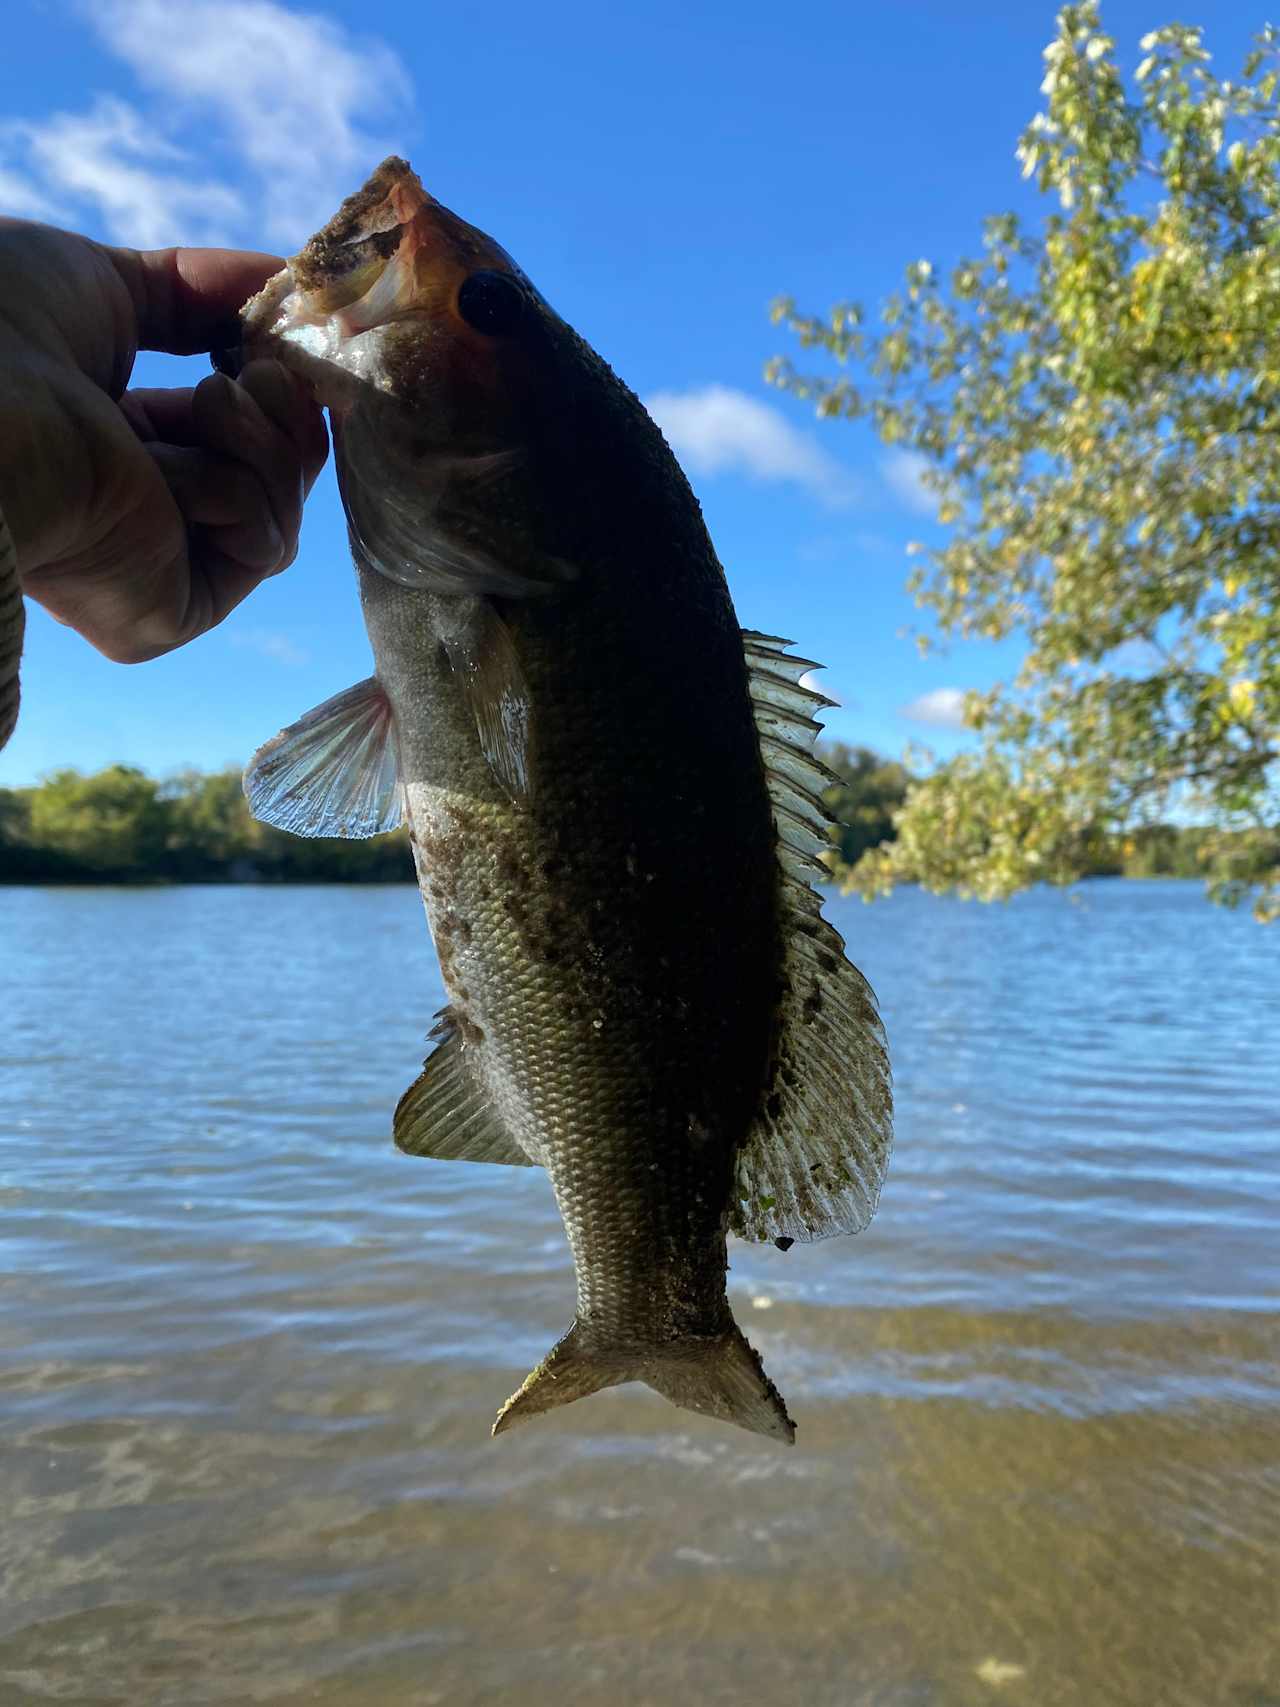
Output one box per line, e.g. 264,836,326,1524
289,156,430,310
230,157,530,405
233,159,437,395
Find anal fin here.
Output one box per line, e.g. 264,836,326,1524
395,1007,537,1167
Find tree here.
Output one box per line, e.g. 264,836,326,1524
769,3,1280,919
163,767,255,874
5,763,415,884
818,742,910,876
27,765,167,874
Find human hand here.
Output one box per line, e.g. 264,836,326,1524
0,221,327,664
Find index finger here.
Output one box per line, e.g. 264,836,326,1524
105,244,288,357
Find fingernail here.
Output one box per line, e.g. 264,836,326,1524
207,316,244,378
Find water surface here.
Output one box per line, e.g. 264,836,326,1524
1,882,1277,1705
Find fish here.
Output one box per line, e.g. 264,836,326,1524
234,158,892,1444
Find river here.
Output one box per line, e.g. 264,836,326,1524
1,881,1277,1705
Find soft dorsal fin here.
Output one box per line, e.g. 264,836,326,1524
731,631,893,1245
244,677,402,838
394,1008,540,1167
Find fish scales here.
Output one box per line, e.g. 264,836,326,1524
363,526,779,1346
237,158,891,1443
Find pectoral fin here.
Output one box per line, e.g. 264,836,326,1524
438,599,532,804
243,676,402,838
395,1008,539,1166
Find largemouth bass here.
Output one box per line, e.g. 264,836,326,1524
235,159,891,1444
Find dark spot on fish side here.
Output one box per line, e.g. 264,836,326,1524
766,1091,784,1120
420,827,465,882
817,949,839,975
495,847,526,888
774,1236,794,1252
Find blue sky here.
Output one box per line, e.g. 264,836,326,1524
0,0,1266,785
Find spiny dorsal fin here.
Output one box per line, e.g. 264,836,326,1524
243,676,401,838
394,1008,540,1167
733,631,893,1244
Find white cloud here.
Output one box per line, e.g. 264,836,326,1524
0,165,59,221
90,0,411,245
881,448,937,516
0,2,409,251
900,687,969,729
645,385,859,507
231,628,310,667
6,96,242,246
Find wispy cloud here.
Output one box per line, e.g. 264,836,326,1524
0,164,60,221
797,527,897,565
231,628,309,667
0,1,409,249
90,0,410,244
881,448,937,517
645,385,860,508
900,687,969,729
6,96,243,247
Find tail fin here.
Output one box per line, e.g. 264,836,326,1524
492,1319,795,1445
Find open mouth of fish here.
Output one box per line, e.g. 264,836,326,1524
215,161,522,405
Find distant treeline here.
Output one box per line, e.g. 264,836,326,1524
0,765,413,883
0,748,1231,885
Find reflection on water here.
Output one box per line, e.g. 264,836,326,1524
0,881,1277,1705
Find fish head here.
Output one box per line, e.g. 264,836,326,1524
239,157,573,594
241,156,544,446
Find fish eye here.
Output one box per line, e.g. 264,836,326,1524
457,270,527,336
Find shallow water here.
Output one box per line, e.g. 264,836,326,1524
0,881,1277,1706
